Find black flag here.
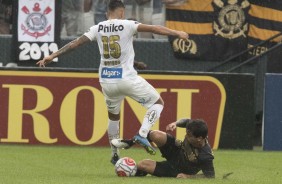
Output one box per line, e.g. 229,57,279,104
13,0,61,65
166,0,250,61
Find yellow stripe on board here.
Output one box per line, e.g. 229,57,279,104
166,0,214,12
249,4,282,22
248,24,282,42
166,21,213,35
0,70,99,78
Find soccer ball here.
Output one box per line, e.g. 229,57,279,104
115,157,137,177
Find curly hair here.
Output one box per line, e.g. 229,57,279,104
186,119,208,138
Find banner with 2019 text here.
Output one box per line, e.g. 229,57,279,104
13,0,61,64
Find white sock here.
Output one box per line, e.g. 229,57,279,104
108,119,120,156
139,104,164,137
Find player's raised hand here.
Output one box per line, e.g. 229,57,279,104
177,31,189,40
176,173,191,178
166,122,177,132
36,55,54,67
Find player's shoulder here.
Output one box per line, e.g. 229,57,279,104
118,19,140,25
198,142,214,161
202,141,213,152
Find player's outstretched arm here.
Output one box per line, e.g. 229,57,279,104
137,24,189,40
166,118,191,131
36,35,91,67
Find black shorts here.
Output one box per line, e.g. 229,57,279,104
153,134,181,177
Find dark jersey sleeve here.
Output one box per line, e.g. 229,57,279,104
176,119,191,128
198,143,215,178
200,160,215,178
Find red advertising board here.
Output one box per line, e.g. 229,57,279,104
0,71,226,149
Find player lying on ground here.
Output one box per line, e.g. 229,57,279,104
112,119,215,178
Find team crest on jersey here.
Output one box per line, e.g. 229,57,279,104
21,3,52,39
213,0,250,39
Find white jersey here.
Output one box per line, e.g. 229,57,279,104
84,19,140,83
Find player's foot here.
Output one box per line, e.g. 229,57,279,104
133,134,156,155
110,153,120,165
111,139,135,149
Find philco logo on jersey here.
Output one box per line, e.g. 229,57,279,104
98,24,124,33
101,68,122,78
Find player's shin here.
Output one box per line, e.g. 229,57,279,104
108,119,120,164
139,104,164,137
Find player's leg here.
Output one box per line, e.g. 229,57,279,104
156,132,182,161
101,83,124,164
112,130,167,149
138,97,164,138
137,160,178,177
108,111,121,165
147,130,167,147
137,131,180,177
129,76,164,154
133,99,164,155
110,77,164,154
136,159,155,176
111,137,135,149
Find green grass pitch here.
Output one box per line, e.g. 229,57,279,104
0,145,281,184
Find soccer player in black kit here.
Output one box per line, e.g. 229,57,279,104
112,119,215,178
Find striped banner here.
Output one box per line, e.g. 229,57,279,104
166,0,250,61
248,1,282,56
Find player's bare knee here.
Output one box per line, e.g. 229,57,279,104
137,160,147,170
149,130,166,145
149,130,160,140
138,159,153,172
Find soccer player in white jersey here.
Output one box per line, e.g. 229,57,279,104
37,0,188,165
